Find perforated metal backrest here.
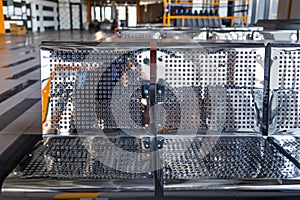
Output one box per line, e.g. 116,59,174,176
269,44,300,134
41,41,265,136
156,42,265,133
41,42,150,135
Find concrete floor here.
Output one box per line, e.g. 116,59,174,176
0,30,113,200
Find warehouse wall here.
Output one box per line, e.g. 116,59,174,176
277,0,300,19
30,0,58,32
290,0,300,19
2,0,31,32
277,0,290,19
3,0,87,33
140,3,163,23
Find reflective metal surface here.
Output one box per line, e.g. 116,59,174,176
5,135,300,197
3,136,154,196
4,40,300,198
269,45,300,135
271,136,300,166
161,136,300,179
117,28,300,42
161,136,300,192
253,30,299,41
118,29,207,40
206,30,253,40
41,42,151,135
156,42,265,134
117,27,263,40
41,41,266,136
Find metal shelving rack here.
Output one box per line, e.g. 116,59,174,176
163,0,250,27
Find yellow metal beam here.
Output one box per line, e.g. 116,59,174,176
167,0,171,26
169,15,247,19
163,0,167,26
246,0,250,26
54,192,103,200
0,0,6,34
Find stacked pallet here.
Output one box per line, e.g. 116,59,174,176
10,23,26,35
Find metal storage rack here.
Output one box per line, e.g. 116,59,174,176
163,0,250,27
3,40,300,198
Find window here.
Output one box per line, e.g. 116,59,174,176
104,6,111,20
127,6,137,27
269,0,279,19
